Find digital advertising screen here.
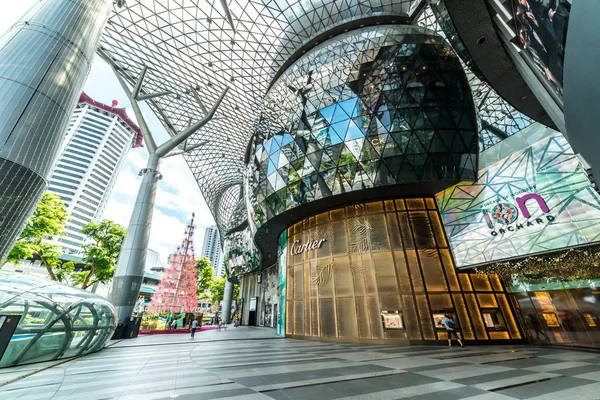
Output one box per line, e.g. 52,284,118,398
512,0,571,97
436,130,600,268
0,315,21,361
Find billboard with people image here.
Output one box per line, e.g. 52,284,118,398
513,0,571,97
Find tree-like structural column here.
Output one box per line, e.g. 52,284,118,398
106,63,228,325
147,215,198,314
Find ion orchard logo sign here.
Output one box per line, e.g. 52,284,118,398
483,193,555,236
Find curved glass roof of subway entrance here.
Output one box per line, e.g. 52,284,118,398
98,0,533,234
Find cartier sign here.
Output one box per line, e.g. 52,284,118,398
290,239,327,255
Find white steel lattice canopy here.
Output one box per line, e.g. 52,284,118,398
98,0,421,233
97,0,532,234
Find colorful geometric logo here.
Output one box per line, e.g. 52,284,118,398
487,203,519,226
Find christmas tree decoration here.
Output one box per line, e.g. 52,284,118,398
147,214,198,313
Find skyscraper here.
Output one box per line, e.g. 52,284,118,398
200,225,223,277
0,0,110,260
48,92,142,254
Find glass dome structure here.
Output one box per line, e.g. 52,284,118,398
0,272,117,367
250,25,478,224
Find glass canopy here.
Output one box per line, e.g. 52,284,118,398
98,0,533,235
0,272,117,367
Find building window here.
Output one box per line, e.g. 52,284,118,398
74,207,95,217
80,195,99,206
49,188,75,196
66,232,84,241
49,181,78,191
56,164,86,175
52,175,81,185
59,159,88,170
63,153,91,164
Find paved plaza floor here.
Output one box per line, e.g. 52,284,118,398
1,327,600,400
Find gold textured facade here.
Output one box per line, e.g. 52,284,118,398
285,199,522,343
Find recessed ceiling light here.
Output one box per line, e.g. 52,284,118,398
476,35,487,45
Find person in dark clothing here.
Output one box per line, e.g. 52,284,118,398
190,318,198,338
443,314,464,347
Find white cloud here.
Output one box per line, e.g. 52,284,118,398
102,197,134,228
0,2,36,35
110,163,141,199
127,149,147,170
102,148,216,263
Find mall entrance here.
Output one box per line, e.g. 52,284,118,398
509,283,600,349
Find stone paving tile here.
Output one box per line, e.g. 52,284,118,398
494,376,597,399
471,372,562,391
524,381,600,400
1,327,600,399
548,363,600,376
406,386,490,400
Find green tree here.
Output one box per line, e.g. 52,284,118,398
209,272,240,305
209,276,226,304
4,193,68,281
196,256,215,296
72,220,126,289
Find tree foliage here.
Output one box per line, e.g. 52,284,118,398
210,276,226,304
196,256,215,296
4,193,68,281
209,272,240,305
72,220,126,289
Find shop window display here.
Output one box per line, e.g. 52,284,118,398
510,281,600,349
283,199,523,343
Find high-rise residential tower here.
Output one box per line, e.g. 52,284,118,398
200,225,223,277
48,92,143,254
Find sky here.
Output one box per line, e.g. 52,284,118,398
2,2,216,264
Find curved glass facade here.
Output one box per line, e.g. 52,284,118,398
250,25,478,225
283,199,522,343
0,272,117,367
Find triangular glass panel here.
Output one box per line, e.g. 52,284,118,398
345,119,365,141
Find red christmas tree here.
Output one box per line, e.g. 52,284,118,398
147,214,198,313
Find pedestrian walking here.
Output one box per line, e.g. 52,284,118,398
171,319,177,330
443,314,463,347
190,318,198,338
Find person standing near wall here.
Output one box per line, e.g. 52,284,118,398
443,314,464,347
